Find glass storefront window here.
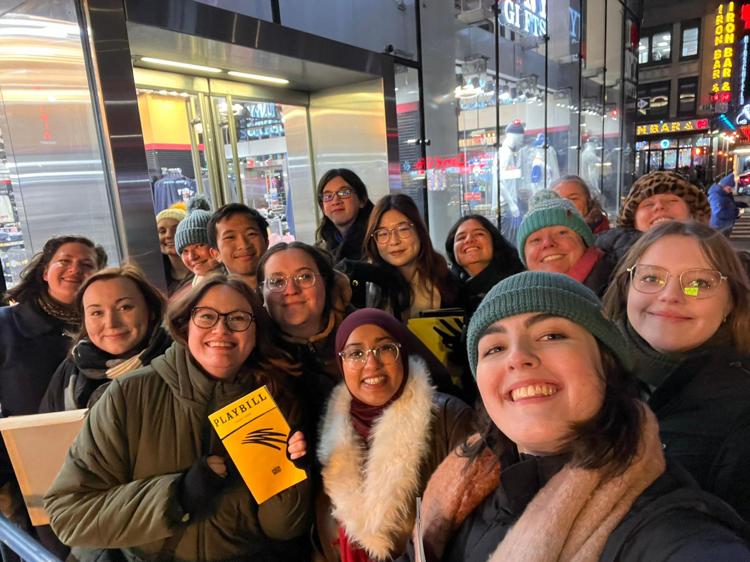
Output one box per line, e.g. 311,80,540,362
0,1,120,289
418,0,633,248
638,37,649,64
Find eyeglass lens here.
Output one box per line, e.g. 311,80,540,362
265,269,317,292
630,265,723,298
374,223,413,244
340,343,400,367
192,307,253,331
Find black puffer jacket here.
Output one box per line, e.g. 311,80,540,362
645,349,750,521
595,227,642,264
440,456,749,562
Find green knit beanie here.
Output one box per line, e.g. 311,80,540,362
466,271,631,378
516,190,595,265
175,195,212,254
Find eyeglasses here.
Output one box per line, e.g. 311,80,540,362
319,188,353,203
339,342,401,369
627,264,727,299
371,222,415,245
264,269,317,293
191,307,254,332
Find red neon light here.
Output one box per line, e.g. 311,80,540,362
742,4,750,30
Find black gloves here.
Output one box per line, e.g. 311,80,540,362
176,456,228,523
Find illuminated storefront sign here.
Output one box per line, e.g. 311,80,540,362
636,119,710,136
499,0,547,37
710,2,736,103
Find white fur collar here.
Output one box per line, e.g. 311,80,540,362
317,356,436,560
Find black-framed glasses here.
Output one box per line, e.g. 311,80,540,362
371,222,415,245
627,264,727,299
339,342,401,369
191,307,254,332
264,269,317,293
319,188,353,203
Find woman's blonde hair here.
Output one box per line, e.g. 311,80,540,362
602,220,750,354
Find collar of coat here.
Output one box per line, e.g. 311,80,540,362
317,356,436,560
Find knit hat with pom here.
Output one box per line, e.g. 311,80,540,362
155,204,186,226
175,195,212,254
516,190,594,265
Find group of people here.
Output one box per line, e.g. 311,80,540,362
0,167,748,561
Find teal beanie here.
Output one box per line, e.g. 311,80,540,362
516,190,594,265
175,195,212,254
466,271,631,378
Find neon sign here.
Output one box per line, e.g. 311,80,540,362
636,119,710,136
499,0,547,38
711,2,736,102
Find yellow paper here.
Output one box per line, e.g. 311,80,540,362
407,315,463,365
208,386,306,504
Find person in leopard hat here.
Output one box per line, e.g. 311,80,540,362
596,170,710,263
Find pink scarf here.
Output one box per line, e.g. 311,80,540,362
568,246,604,284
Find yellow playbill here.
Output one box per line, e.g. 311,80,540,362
208,385,307,504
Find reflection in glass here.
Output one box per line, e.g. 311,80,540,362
681,26,699,58
651,31,671,63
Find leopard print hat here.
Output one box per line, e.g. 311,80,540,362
617,171,710,230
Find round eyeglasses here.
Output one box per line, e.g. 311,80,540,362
627,264,727,299
339,342,402,369
371,222,415,245
319,188,353,203
191,307,254,332
264,269,317,293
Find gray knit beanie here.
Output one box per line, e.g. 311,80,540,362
466,271,631,378
175,195,212,254
516,190,594,265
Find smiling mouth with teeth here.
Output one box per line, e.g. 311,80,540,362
541,254,565,263
362,375,387,386
510,383,558,401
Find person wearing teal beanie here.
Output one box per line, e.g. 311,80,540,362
174,195,221,292
516,190,615,296
466,270,630,377
409,269,750,562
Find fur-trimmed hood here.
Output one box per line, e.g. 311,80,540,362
318,356,436,560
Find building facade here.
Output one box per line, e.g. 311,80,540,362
0,0,642,288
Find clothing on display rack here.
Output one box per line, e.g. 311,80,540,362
152,168,197,213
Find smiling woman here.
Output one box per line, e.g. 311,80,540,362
603,220,750,519
44,275,312,561
317,308,471,562
39,264,171,413
402,272,750,562
517,191,615,296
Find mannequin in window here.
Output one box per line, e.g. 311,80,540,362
494,121,524,243
580,137,602,197
526,133,560,194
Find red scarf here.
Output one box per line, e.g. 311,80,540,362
567,246,603,284
337,526,376,562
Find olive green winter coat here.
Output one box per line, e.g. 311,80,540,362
44,342,311,562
